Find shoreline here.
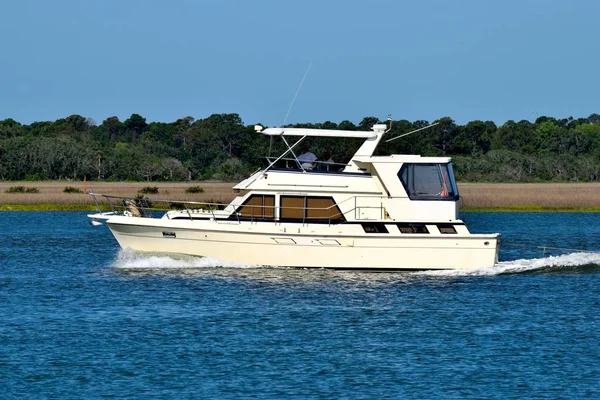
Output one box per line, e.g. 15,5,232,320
1,181,600,212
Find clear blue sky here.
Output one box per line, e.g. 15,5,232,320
1,0,599,127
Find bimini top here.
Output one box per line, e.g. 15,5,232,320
253,124,390,172
261,127,378,140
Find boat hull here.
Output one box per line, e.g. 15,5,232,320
88,211,124,226
106,217,499,270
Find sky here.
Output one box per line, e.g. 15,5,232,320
1,0,599,127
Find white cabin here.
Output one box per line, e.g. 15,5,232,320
229,124,460,224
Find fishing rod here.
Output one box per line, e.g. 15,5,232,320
283,62,312,126
269,62,312,158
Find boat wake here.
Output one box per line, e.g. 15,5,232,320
418,251,600,277
112,249,263,270
111,249,600,276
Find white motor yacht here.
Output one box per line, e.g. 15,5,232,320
89,123,500,270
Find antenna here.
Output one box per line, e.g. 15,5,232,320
283,62,312,126
385,122,440,143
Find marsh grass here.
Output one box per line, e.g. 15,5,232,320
0,181,236,209
1,181,599,211
185,185,205,193
6,186,39,193
63,186,83,193
459,183,600,210
138,186,159,194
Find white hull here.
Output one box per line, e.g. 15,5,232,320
106,217,499,270
87,211,120,226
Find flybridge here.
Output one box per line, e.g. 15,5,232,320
253,122,447,173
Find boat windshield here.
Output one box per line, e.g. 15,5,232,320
398,163,459,201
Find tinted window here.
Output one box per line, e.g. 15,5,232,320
281,196,345,223
397,223,429,234
236,195,275,220
362,223,389,233
306,197,344,221
280,196,305,219
398,163,459,200
437,224,457,234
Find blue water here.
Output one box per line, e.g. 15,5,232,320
1,212,599,399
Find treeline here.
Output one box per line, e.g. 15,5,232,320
0,113,599,182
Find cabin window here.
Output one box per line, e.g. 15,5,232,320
437,224,457,234
397,223,429,234
236,195,275,220
280,196,345,223
306,197,343,220
398,163,459,201
362,223,389,233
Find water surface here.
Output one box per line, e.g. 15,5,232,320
1,212,599,399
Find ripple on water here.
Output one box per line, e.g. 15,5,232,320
1,212,599,399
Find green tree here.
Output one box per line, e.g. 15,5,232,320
0,118,24,138
358,116,380,131
124,113,148,135
536,120,568,154
451,120,496,155
493,120,537,154
100,116,123,143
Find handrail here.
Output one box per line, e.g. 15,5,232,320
263,156,349,171
88,192,400,225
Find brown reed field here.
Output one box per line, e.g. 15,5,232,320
0,181,237,210
1,180,600,211
458,182,600,211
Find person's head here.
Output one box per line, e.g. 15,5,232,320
300,145,310,154
323,151,331,160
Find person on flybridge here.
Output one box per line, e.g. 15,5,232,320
296,145,317,170
319,151,335,170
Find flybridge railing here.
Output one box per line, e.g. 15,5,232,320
88,192,394,225
261,156,349,172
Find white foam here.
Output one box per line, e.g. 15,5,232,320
112,249,261,270
417,251,600,277
110,249,600,275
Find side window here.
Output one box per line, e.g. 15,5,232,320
362,223,389,233
236,195,275,220
397,223,429,234
264,195,275,218
280,196,305,219
306,197,345,221
280,196,345,223
437,224,457,234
